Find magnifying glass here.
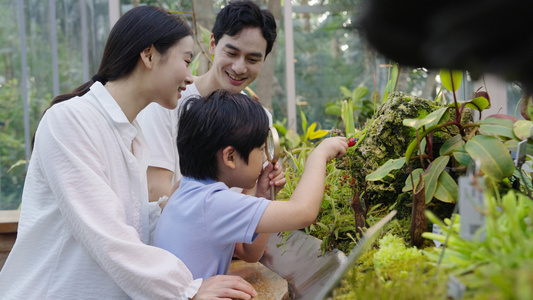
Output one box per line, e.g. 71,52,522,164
265,126,280,200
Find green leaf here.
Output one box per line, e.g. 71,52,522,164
340,86,351,98
480,116,518,140
434,171,458,203
483,114,518,125
303,122,316,141
448,97,490,113
308,124,329,140
273,122,287,137
465,96,490,111
479,125,516,140
403,107,448,130
325,104,342,116
453,150,473,166
342,99,355,136
440,69,463,92
285,129,301,149
6,160,28,173
382,89,390,103
403,168,424,192
434,85,444,103
381,64,398,102
440,134,465,156
416,138,427,156
391,63,399,90
513,120,533,140
465,135,514,181
316,222,329,231
300,109,308,134
504,139,533,155
198,24,212,47
366,157,406,181
352,86,369,101
424,156,450,203
190,53,201,76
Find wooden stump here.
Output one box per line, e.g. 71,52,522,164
0,210,19,270
228,259,290,300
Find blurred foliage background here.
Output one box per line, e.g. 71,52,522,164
0,0,520,209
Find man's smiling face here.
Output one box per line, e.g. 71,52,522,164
209,27,267,93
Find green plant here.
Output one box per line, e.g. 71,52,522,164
1,79,29,209
278,145,357,254
272,108,330,154
279,139,398,254
331,232,447,300
361,69,527,246
422,189,533,299
325,85,375,130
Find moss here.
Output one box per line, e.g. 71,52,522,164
344,92,465,220
331,254,447,300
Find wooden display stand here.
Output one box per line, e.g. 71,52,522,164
0,210,19,270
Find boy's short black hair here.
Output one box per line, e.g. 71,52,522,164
212,0,277,58
178,89,269,180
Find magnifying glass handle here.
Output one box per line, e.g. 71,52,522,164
271,185,276,201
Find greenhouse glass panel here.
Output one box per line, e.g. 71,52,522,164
0,0,109,210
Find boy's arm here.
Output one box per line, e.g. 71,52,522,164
234,161,283,262
255,137,348,233
233,233,270,263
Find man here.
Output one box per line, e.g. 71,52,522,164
138,0,280,203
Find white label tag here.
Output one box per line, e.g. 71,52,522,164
515,139,528,167
458,176,486,241
446,274,466,299
432,223,443,247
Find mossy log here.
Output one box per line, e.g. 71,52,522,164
341,92,468,221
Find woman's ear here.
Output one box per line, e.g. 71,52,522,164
209,34,216,55
221,146,237,169
140,45,154,69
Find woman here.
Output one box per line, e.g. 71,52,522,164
0,6,256,300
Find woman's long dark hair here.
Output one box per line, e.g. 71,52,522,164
33,6,192,147
44,5,192,112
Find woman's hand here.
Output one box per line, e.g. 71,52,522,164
192,275,257,300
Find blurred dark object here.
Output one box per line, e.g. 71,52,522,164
357,0,533,92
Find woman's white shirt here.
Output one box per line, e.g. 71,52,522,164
0,82,201,299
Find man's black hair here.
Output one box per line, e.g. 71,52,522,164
212,0,277,58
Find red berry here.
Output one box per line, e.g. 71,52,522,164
348,137,357,147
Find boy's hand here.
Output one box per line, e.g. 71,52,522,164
256,162,285,199
314,137,348,161
255,163,273,199
269,161,286,195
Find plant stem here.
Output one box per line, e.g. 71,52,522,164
190,1,213,64
450,69,461,123
405,121,463,163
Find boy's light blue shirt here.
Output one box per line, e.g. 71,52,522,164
154,176,271,280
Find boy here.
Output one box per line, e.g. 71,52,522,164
138,0,280,203
153,90,348,280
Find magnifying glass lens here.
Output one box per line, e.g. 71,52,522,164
267,131,275,161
